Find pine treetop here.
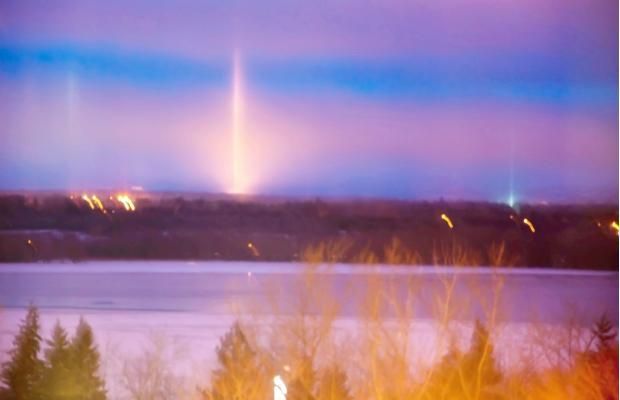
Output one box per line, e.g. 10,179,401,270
45,321,70,368
69,317,107,400
0,304,44,400
592,314,617,351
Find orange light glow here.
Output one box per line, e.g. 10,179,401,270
247,242,260,256
611,221,619,234
81,194,95,210
27,239,32,245
118,196,129,211
230,50,250,195
116,194,136,211
523,218,536,233
440,213,454,229
126,197,135,211
91,195,105,211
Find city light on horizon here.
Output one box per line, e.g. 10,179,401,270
81,194,95,210
441,213,454,229
523,218,536,233
116,194,136,211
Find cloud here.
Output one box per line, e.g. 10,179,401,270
0,43,226,89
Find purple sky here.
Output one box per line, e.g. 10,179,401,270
0,0,617,202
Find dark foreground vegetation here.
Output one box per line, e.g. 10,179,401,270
1,305,618,400
1,306,105,400
0,192,617,269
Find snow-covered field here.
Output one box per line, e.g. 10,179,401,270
0,261,617,397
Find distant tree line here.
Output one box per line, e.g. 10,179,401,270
0,194,617,269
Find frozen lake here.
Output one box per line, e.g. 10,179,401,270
0,261,616,321
0,261,617,396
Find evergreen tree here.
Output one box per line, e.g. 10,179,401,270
592,314,617,351
425,343,463,399
287,356,316,400
463,320,502,387
426,321,502,400
315,364,352,400
0,304,44,400
45,322,71,368
578,314,619,400
69,318,106,400
204,322,269,400
40,321,79,400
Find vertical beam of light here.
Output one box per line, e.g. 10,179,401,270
507,131,516,208
230,50,246,194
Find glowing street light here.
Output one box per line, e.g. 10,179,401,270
116,195,136,211
81,194,95,210
440,213,454,229
26,239,37,254
611,221,619,235
523,218,536,233
116,195,129,211
126,196,136,211
247,242,260,257
274,375,287,400
91,195,105,212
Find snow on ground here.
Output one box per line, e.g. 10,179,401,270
0,261,617,397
